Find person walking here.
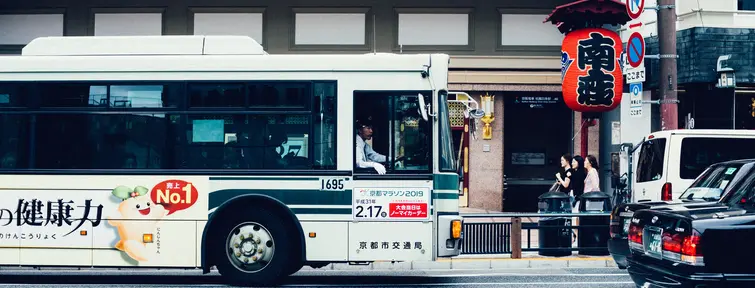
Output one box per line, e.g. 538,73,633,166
584,155,600,193
555,153,573,194
569,155,588,244
569,155,587,208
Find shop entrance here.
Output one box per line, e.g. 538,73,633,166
503,91,573,212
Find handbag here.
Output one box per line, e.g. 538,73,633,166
548,182,560,192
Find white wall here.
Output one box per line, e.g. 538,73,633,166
618,0,752,41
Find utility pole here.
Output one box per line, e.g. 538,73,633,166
658,0,678,130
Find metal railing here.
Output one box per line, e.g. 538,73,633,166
459,212,611,258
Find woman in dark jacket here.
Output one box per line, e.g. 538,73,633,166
569,155,587,207
555,153,573,193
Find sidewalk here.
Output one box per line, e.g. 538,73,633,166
314,253,617,271
302,207,617,272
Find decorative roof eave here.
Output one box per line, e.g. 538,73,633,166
544,0,632,34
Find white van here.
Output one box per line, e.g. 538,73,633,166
632,129,755,202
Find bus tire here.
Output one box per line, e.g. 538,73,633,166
214,206,292,287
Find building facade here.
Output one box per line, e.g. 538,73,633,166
0,0,602,212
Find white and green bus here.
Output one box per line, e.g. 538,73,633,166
0,35,482,286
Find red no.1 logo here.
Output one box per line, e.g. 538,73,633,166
150,180,199,216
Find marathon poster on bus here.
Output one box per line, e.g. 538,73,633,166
0,176,208,267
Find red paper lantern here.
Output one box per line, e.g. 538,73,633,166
561,27,623,113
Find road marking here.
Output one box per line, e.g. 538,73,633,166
427,273,630,277
439,257,613,262
280,282,635,287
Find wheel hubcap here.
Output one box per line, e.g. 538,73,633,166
226,222,274,273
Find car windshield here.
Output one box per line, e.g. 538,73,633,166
681,163,744,201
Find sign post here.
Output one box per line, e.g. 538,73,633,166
625,0,646,119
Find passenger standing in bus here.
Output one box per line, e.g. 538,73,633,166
584,155,600,192
355,118,387,174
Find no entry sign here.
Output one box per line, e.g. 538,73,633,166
626,0,645,19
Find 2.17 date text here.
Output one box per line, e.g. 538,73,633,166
355,205,388,218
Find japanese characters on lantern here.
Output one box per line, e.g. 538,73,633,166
561,28,623,113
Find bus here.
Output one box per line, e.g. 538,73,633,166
0,35,483,286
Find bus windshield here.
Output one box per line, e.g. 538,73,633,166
438,92,457,172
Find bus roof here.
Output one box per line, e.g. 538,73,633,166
0,36,450,77
22,35,269,56
647,129,755,139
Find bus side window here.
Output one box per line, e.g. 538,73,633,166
353,91,432,174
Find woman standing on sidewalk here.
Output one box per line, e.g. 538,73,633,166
584,155,600,193
569,155,587,208
555,153,573,194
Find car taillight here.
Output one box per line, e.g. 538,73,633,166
662,232,683,253
660,229,704,266
628,223,643,244
662,183,672,201
681,230,704,265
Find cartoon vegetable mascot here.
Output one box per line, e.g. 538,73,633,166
108,185,166,263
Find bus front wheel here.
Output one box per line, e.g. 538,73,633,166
214,207,292,287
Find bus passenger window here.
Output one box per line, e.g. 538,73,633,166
0,114,29,169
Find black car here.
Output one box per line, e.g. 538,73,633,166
625,160,755,288
608,159,753,269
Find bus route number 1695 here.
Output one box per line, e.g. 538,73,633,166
320,178,345,191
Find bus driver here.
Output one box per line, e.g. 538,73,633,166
355,118,387,174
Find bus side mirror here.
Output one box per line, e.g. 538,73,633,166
417,93,429,121
468,109,485,119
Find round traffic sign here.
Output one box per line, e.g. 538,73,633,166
627,32,645,68
631,84,640,95
626,0,645,19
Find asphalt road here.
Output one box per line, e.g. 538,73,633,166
0,267,635,288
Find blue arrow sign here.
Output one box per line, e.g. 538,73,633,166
631,83,641,96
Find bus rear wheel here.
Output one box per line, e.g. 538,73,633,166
214,207,292,287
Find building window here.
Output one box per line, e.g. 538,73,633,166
397,13,469,46
500,14,563,46
94,12,163,36
294,12,366,45
192,11,264,44
0,13,64,46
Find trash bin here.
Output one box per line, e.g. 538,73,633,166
577,191,611,256
537,191,573,257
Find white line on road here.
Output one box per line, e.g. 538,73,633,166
280,282,635,287
424,273,629,277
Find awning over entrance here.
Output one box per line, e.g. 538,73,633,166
448,71,562,92
448,55,561,91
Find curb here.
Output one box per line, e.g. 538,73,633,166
309,257,617,271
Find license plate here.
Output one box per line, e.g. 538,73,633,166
623,218,630,234
644,226,663,259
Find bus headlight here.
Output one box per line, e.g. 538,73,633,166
451,220,462,239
